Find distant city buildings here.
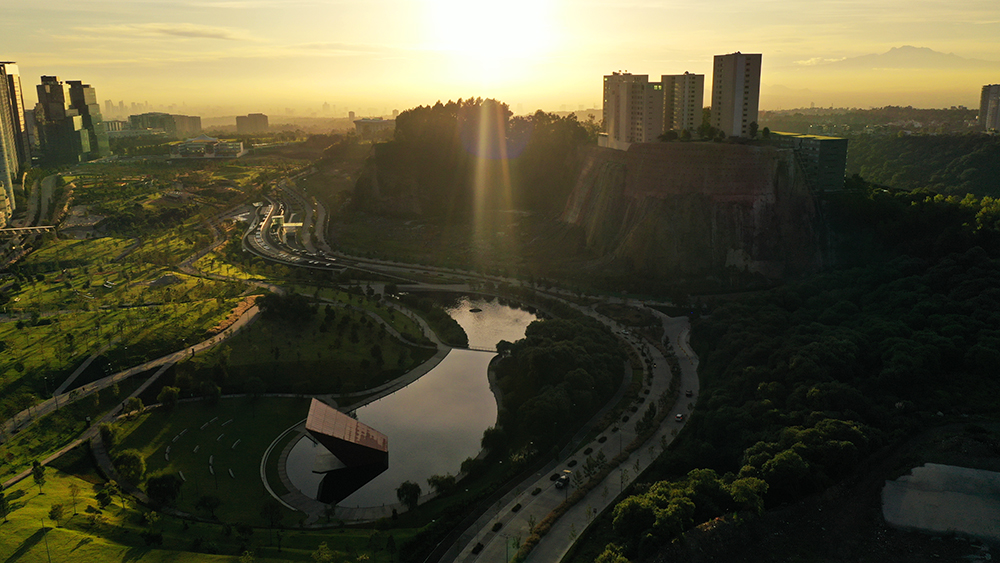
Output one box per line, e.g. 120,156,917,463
980,84,1000,132
353,117,394,140
128,112,201,138
711,52,762,138
34,75,110,165
236,113,268,134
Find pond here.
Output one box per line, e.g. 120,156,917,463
285,295,538,507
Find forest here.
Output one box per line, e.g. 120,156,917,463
588,181,1000,562
844,134,1000,196
353,98,599,218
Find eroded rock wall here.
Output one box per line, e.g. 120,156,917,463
561,143,822,278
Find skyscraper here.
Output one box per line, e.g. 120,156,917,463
603,72,664,148
980,84,1000,132
36,76,110,164
0,62,30,224
710,52,762,138
67,80,110,159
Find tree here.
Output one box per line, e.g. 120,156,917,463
105,480,126,509
311,542,334,562
48,503,65,527
145,473,183,506
124,396,143,414
157,386,180,409
244,377,265,399
749,121,759,139
762,126,771,140
239,551,256,563
426,474,456,494
68,482,81,515
395,481,421,511
31,461,46,494
196,495,222,519
657,130,678,142
260,500,283,545
99,423,119,448
113,449,146,483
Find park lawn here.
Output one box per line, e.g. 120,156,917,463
212,305,433,395
115,396,309,525
0,296,241,422
194,251,256,279
289,284,426,343
0,378,143,482
2,447,416,562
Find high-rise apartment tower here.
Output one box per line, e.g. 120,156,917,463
981,84,1000,132
710,52,762,138
603,71,704,149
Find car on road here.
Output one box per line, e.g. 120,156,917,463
685,390,693,397
555,472,571,489
675,414,684,422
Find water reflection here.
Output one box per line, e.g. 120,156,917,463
444,295,539,351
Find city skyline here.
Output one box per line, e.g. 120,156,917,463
4,1,1000,115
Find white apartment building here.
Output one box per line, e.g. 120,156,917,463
603,71,704,150
662,72,705,134
711,52,762,138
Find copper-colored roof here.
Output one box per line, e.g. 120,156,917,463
305,398,388,453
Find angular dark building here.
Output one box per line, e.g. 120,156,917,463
35,76,109,164
304,398,389,504
67,80,110,159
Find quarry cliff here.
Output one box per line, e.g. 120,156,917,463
562,143,822,279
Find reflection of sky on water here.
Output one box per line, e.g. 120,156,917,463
445,296,539,351
286,297,537,507
340,349,496,506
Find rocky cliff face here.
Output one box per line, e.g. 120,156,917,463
561,143,822,279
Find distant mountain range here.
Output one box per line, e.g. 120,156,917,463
804,46,996,70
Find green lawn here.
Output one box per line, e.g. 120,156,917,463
0,379,142,482
205,303,434,395
1,444,416,562
116,396,309,525
289,284,427,343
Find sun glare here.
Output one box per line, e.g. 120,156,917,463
425,0,552,70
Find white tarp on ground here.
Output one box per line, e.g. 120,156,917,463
882,463,1000,542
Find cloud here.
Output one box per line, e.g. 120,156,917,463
73,22,253,41
794,57,847,66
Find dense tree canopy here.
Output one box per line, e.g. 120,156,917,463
355,98,594,218
493,317,624,446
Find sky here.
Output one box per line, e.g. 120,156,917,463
4,0,999,117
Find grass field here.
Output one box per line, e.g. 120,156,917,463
289,284,427,343
194,300,434,396
1,442,416,562
0,378,142,482
115,396,309,525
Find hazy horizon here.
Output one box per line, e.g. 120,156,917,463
6,0,999,117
